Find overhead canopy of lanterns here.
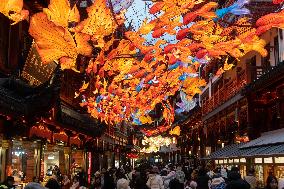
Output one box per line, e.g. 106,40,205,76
1,0,283,135
141,135,173,153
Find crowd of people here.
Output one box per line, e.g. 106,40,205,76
0,163,282,189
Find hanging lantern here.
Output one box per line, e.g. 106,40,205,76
126,152,139,159
29,124,52,141
169,126,181,136
54,131,68,143
70,136,81,147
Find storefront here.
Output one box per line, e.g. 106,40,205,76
214,157,247,178
9,139,41,184
206,128,284,188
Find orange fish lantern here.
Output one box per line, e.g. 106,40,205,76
0,0,29,24
2,0,280,130
256,10,284,35
183,2,217,25
169,126,181,136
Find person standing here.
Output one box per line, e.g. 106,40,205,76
61,175,71,189
70,176,80,189
134,171,148,189
146,166,164,189
163,165,176,189
45,178,60,189
90,172,102,189
244,169,257,189
102,170,115,189
0,176,15,189
225,167,250,189
265,175,278,189
211,174,226,189
175,165,185,188
117,178,131,189
196,168,211,189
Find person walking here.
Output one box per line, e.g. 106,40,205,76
163,165,176,189
146,166,164,189
225,167,250,189
70,176,80,189
265,175,278,189
196,167,211,189
244,169,257,189
102,170,115,189
134,171,148,189
211,174,226,189
90,171,102,189
61,175,70,189
45,178,60,189
117,178,131,189
175,165,185,188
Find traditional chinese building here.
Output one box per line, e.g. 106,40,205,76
0,0,132,183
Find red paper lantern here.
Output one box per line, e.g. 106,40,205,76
29,125,52,141
70,136,81,146
54,131,68,143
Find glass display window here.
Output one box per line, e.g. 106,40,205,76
255,165,264,188
43,151,59,176
275,166,284,179
70,150,84,175
11,140,26,183
275,157,284,164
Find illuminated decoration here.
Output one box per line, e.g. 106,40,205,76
141,135,172,153
43,0,80,28
273,0,284,4
126,152,139,159
70,136,81,146
54,131,68,143
235,135,250,143
256,10,284,36
1,0,284,132
141,125,171,137
169,126,181,136
29,13,93,70
29,125,52,141
0,0,29,25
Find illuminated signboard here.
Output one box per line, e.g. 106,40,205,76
22,42,57,86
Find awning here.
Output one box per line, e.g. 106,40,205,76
205,128,284,160
205,143,245,160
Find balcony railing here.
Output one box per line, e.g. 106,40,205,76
202,70,247,115
202,64,273,115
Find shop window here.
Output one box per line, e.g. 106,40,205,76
240,158,246,163
70,150,84,175
255,165,264,188
275,157,284,164
255,158,263,164
43,152,59,177
264,157,273,164
11,141,26,183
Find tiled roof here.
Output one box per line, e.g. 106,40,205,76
205,143,284,160
205,143,245,159
241,128,284,148
205,128,284,159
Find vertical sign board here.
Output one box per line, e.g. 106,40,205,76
21,42,57,86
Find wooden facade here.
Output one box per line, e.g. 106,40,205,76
197,27,284,158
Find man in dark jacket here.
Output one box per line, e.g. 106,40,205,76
196,168,210,189
0,176,15,189
226,167,250,189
